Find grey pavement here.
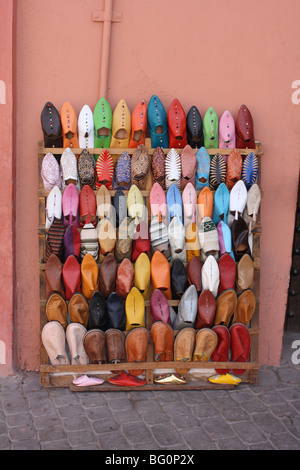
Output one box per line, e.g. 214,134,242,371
0,332,300,451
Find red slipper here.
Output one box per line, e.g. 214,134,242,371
211,325,230,374
230,323,251,376
108,372,146,386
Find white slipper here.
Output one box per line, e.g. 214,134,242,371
78,104,95,149
45,186,62,229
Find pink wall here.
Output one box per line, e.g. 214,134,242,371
0,0,15,375
13,0,300,370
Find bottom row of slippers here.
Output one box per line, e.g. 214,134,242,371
42,317,250,387
72,371,242,387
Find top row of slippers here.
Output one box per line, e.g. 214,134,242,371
40,96,256,151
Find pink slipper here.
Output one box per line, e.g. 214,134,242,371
72,375,104,386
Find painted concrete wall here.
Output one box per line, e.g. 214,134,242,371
13,0,300,371
0,0,15,375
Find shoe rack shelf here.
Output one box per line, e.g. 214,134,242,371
38,140,263,390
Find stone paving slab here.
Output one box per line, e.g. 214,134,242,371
0,332,299,451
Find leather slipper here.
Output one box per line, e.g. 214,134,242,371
110,99,131,148
129,99,147,148
211,324,230,374
229,322,251,375
66,323,89,365
147,95,169,149
73,375,104,386
41,321,70,365
46,292,68,330
125,327,149,376
108,371,146,386
174,327,196,374
83,329,107,364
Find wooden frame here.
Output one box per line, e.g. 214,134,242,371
38,140,263,390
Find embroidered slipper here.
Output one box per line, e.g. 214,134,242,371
147,95,169,148
95,150,114,190
41,102,63,151
241,152,259,189
225,149,242,190
78,104,94,149
219,110,236,160
60,101,79,149
186,105,204,149
41,152,62,191
60,148,79,189
93,97,112,149
209,153,226,190
236,104,255,150
203,107,219,149
131,145,150,190
167,98,187,149
165,148,181,190
166,184,183,224
129,99,148,148
110,99,131,148
114,151,131,190
151,146,166,189
180,144,196,190
45,218,65,262
195,147,210,190
78,149,96,190
198,217,219,262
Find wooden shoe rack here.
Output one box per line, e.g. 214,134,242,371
38,140,264,390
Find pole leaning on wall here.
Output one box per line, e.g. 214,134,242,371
93,0,122,100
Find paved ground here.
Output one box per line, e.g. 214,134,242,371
0,332,299,451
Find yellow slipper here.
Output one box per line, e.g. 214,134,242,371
208,373,241,385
